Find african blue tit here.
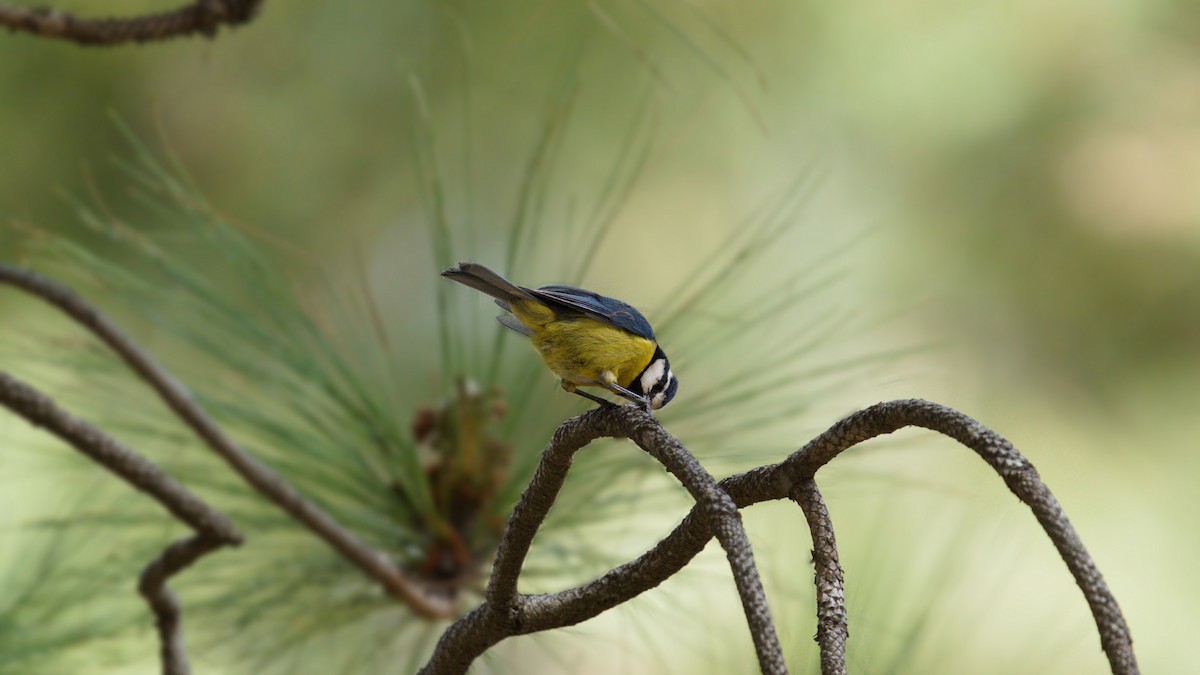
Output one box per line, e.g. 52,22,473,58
442,262,678,410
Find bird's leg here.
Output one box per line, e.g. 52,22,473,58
599,371,650,410
573,389,617,408
561,380,616,408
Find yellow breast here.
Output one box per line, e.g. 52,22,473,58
525,316,656,389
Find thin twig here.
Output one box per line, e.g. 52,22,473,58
790,479,846,675
0,0,262,47
139,534,226,675
0,371,240,675
426,399,1138,675
0,264,455,619
421,405,787,675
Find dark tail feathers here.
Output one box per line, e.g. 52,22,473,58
441,262,531,305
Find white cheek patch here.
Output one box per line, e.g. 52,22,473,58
640,358,666,396
650,392,666,409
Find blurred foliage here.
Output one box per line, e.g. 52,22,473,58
1,0,1198,673
0,113,872,670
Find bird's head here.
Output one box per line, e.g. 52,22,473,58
632,346,678,410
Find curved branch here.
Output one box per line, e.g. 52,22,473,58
422,406,786,675
0,0,262,47
790,479,846,675
0,264,454,619
621,409,785,675
483,399,1137,675
484,414,601,609
780,400,1138,675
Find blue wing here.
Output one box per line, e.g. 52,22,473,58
526,284,656,340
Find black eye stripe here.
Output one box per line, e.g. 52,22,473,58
649,369,672,395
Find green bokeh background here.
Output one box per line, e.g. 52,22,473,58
2,0,1198,672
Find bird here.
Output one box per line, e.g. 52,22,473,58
441,262,678,410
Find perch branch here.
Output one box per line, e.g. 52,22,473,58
427,399,1138,675
421,405,786,675
0,0,262,47
0,370,240,675
0,264,454,619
